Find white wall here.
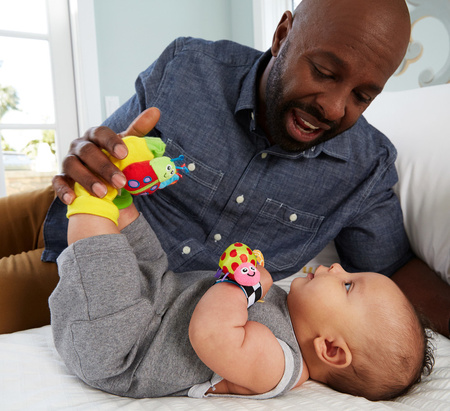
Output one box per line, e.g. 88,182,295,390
93,0,254,120
385,2,450,91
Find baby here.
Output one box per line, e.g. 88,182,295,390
50,139,433,401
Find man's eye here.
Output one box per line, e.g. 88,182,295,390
345,282,352,292
313,64,334,80
354,91,372,104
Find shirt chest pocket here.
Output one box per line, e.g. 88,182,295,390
158,139,224,222
244,199,324,272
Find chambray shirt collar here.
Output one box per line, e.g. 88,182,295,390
234,49,270,116
234,49,351,162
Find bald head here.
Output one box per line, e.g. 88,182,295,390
292,0,411,75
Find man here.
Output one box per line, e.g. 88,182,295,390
2,0,449,336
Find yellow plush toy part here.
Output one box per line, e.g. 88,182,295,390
66,136,188,225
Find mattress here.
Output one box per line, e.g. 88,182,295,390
1,271,449,410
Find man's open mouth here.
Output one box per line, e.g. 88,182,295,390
288,110,324,143
296,116,320,134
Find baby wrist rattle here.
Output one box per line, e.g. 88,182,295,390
67,136,188,225
215,242,264,308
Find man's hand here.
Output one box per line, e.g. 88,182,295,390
52,107,161,205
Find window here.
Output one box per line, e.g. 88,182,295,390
253,0,302,51
0,0,78,196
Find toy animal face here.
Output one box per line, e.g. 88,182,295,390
233,262,260,286
219,242,260,286
151,156,177,181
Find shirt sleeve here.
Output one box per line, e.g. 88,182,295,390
335,147,415,276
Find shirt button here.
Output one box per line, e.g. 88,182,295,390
236,195,245,204
214,234,222,242
289,213,298,222
188,163,196,172
261,152,268,159
182,246,191,255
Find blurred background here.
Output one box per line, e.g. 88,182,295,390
0,0,447,196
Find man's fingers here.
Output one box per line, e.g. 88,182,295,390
52,174,76,205
68,138,126,185
59,151,122,199
121,107,161,138
85,126,128,160
52,107,162,205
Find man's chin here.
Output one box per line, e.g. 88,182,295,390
273,130,337,152
273,133,320,152
275,138,314,152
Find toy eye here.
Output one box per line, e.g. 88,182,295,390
241,267,249,274
128,179,140,188
250,266,256,272
166,164,175,175
143,176,152,183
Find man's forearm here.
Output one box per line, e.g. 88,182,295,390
391,257,450,337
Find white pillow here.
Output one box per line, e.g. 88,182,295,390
364,84,450,284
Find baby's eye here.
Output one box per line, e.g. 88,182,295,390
345,282,352,292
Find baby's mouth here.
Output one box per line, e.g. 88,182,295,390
307,272,315,280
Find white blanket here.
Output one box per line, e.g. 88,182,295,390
0,323,449,410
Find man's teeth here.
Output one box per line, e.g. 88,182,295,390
302,118,319,130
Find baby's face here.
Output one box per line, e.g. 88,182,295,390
287,264,408,343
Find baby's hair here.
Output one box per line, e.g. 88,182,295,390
327,299,435,401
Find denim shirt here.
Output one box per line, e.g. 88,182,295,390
43,37,413,280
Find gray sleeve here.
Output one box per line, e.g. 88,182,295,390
49,215,169,393
188,339,303,399
120,213,167,263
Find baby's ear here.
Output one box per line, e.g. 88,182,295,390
313,336,352,369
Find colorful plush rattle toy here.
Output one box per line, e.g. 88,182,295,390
112,136,188,208
67,136,188,225
215,242,264,307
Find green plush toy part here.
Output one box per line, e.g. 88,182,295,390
67,136,188,225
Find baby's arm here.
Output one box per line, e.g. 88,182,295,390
189,266,285,395
67,202,139,244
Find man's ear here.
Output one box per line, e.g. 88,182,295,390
271,11,293,57
313,336,352,369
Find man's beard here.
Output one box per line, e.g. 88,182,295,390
264,43,339,152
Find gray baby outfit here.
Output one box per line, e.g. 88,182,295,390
50,215,303,399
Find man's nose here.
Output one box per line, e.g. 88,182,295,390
316,86,348,121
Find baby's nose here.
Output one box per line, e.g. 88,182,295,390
328,263,345,274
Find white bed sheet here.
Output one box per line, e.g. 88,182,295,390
1,272,449,411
